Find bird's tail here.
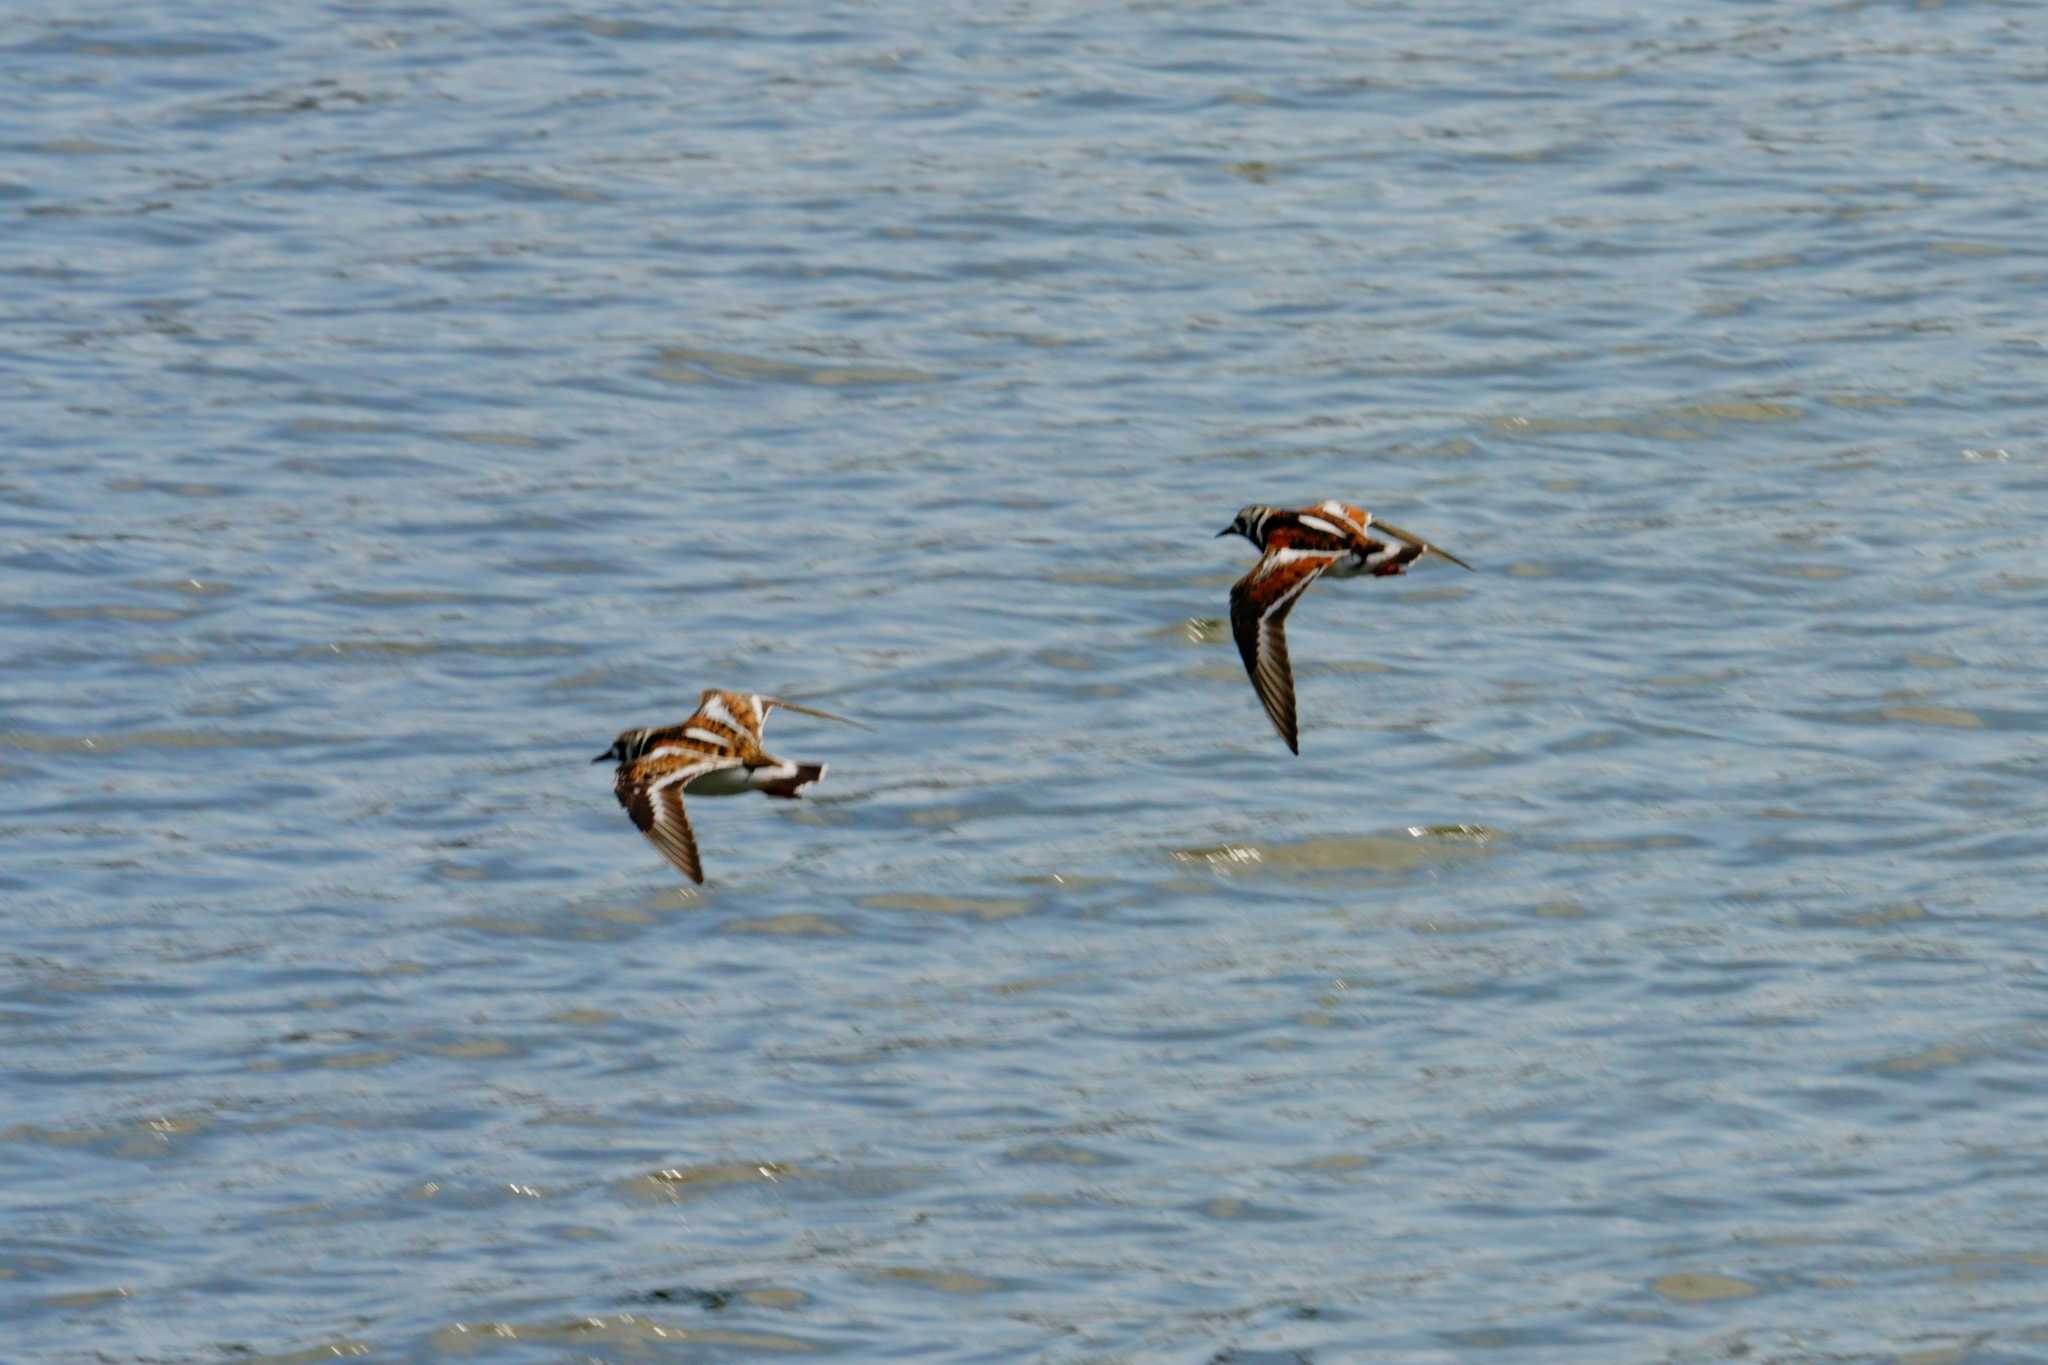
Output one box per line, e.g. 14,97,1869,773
756,763,826,799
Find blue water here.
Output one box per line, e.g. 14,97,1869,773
6,2,2048,1360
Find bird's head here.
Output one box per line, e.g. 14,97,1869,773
592,729,649,766
1215,505,1273,546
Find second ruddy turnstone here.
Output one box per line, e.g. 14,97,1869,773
595,689,864,884
1217,500,1472,754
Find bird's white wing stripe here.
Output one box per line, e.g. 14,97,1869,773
1319,500,1369,535
1253,547,1321,581
642,743,704,761
1263,563,1328,621
698,694,751,737
682,727,728,746
1296,515,1344,537
648,760,730,791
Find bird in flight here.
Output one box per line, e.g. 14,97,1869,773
595,690,864,884
1217,500,1472,753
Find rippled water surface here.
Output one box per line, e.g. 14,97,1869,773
7,1,2048,1360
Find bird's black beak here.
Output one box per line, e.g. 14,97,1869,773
592,748,615,764
1215,526,1234,538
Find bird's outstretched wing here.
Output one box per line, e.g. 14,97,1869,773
1362,515,1474,571
759,696,873,732
618,757,734,884
1229,549,1339,754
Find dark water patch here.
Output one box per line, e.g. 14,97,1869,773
1,728,331,754
1006,1140,1127,1168
6,25,280,60
14,601,199,625
181,82,386,122
293,638,581,662
321,587,535,609
547,15,755,44
275,453,453,481
653,345,936,388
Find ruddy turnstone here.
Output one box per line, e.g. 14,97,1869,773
595,689,864,884
1217,500,1472,753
